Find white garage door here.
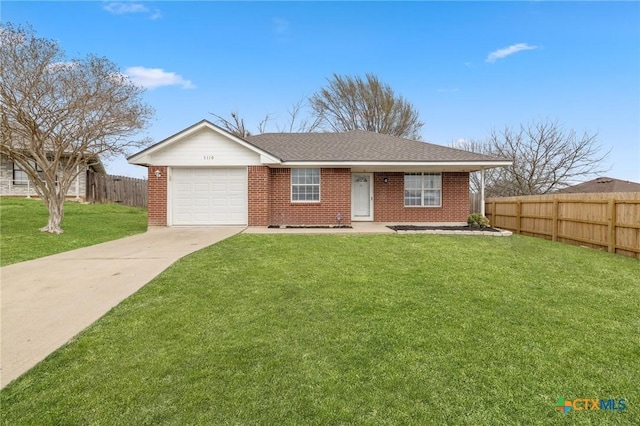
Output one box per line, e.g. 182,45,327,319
172,168,247,225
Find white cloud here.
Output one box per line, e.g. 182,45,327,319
125,67,195,90
103,2,161,19
104,2,148,14
486,43,538,63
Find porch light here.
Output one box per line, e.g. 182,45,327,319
155,169,162,178
383,177,389,183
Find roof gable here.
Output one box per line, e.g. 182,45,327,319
128,120,280,166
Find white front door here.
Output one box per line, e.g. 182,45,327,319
351,173,373,221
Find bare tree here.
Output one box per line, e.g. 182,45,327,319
309,73,424,139
458,119,608,197
0,24,153,233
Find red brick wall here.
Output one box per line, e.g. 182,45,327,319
248,166,270,226
147,166,469,227
268,168,351,225
373,172,469,222
148,166,167,226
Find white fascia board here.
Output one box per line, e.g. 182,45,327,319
127,120,281,165
278,161,512,169
260,154,281,164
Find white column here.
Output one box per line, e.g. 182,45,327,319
480,168,486,216
26,179,31,198
75,165,80,200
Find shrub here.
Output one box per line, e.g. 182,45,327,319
467,213,490,228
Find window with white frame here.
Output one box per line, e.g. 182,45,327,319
291,168,320,202
13,161,44,185
404,173,442,207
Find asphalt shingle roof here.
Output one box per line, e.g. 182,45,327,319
555,177,640,193
246,130,505,163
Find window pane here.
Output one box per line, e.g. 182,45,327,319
291,169,302,185
424,190,441,206
423,173,441,189
404,174,421,190
404,189,421,206
13,170,28,185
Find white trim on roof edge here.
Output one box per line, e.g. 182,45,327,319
276,160,512,172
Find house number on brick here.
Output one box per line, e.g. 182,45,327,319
203,155,215,160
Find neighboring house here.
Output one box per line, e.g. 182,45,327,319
128,119,510,227
555,177,640,194
0,154,106,201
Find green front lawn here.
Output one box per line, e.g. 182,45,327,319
1,234,638,424
0,197,147,266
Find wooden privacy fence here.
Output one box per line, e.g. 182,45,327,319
486,192,640,260
87,172,147,208
469,193,482,214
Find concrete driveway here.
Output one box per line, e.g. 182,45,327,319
0,226,244,388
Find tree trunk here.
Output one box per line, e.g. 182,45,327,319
40,194,65,234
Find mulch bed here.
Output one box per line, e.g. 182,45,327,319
387,225,502,232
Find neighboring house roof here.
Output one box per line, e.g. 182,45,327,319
246,130,504,163
555,177,640,193
128,119,511,171
87,157,106,174
2,151,106,174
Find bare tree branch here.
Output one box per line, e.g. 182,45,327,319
210,111,252,138
276,98,322,133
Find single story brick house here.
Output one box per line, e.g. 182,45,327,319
128,119,510,227
0,153,105,201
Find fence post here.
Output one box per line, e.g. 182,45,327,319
515,201,522,234
491,201,496,225
608,198,616,254
552,199,558,241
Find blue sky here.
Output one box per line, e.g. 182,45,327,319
3,1,639,182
